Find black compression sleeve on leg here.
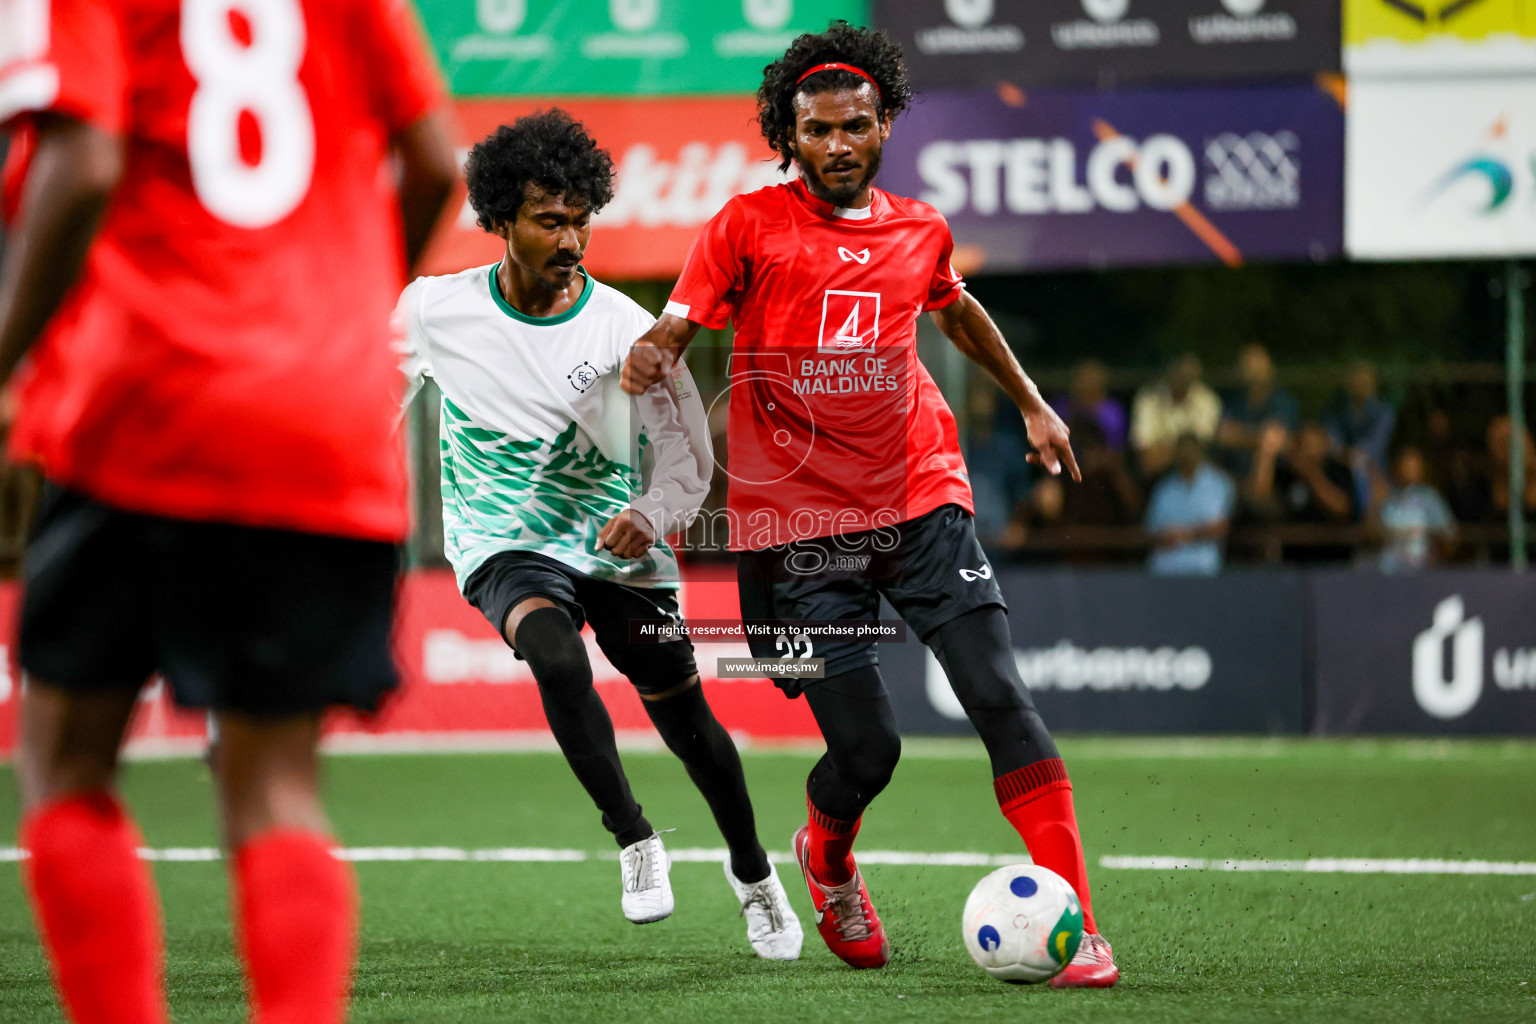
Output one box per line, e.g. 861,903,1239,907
930,606,1060,778
803,666,902,823
642,682,770,883
515,606,652,847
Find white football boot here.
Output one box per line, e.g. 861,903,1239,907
619,832,674,924
724,860,804,960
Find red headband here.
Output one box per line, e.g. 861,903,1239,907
795,62,882,101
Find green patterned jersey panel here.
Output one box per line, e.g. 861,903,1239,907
438,397,678,589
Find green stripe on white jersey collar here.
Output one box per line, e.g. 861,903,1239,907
488,262,594,325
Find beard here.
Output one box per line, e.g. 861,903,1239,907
796,144,883,207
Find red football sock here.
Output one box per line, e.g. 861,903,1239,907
233,829,357,1024
20,791,169,1024
806,794,861,886
995,758,1099,935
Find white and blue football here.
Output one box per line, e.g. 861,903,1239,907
961,863,1084,983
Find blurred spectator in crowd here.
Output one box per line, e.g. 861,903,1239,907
964,382,1033,547
1215,343,1298,477
1131,353,1221,479
1372,444,1457,572
1246,420,1357,562
1324,360,1395,512
1062,417,1142,527
1052,359,1127,452
1145,433,1233,575
999,474,1065,563
1480,414,1536,522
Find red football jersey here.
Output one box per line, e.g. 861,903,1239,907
667,178,973,551
0,0,444,541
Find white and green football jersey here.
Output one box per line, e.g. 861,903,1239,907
396,263,710,591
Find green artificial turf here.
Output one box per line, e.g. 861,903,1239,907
1,737,1533,1023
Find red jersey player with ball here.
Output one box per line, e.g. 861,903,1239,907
623,22,1117,986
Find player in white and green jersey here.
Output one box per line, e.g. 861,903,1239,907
397,111,800,959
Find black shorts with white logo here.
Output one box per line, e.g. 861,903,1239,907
20,485,401,715
463,550,698,696
736,503,1005,693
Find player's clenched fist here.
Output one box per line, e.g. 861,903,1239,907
597,509,656,559
622,341,671,395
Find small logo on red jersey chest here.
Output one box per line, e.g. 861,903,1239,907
818,290,881,353
838,247,871,264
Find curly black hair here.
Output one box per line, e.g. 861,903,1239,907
464,109,615,232
756,20,913,172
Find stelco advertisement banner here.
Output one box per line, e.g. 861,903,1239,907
1344,0,1536,77
878,572,1308,735
1312,572,1536,735
871,0,1340,89
878,83,1344,271
1346,79,1536,259
422,98,793,280
418,0,865,96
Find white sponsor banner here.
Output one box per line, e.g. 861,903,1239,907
1346,78,1536,259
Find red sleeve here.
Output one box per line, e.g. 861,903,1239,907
0,0,126,134
924,218,965,312
358,0,446,133
666,198,749,330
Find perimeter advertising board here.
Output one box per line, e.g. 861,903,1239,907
878,84,1343,271
421,98,792,279
872,0,1339,89
0,572,821,759
1345,79,1536,259
418,0,866,97
1344,0,1536,77
879,571,1308,735
1312,571,1536,734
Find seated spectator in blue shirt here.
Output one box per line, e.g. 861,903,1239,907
1324,359,1395,511
1375,444,1457,572
1052,359,1128,453
964,382,1033,548
1146,433,1235,576
1216,343,1298,477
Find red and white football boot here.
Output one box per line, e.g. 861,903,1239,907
791,825,889,969
1050,932,1120,988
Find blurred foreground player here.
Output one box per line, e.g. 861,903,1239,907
398,112,800,957
624,23,1116,985
0,1,455,1021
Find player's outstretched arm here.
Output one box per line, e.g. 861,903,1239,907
391,110,458,273
0,115,123,387
622,314,701,395
931,292,1081,482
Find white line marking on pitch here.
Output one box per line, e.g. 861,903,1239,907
1100,856,1536,875
2,846,1532,875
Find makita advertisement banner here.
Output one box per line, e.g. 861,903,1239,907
422,98,793,280
877,572,1308,735
878,83,1343,271
872,0,1340,90
1346,79,1536,260
1312,572,1536,735
418,0,866,97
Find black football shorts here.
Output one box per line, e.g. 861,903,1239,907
19,484,401,715
736,503,1005,693
462,550,698,696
